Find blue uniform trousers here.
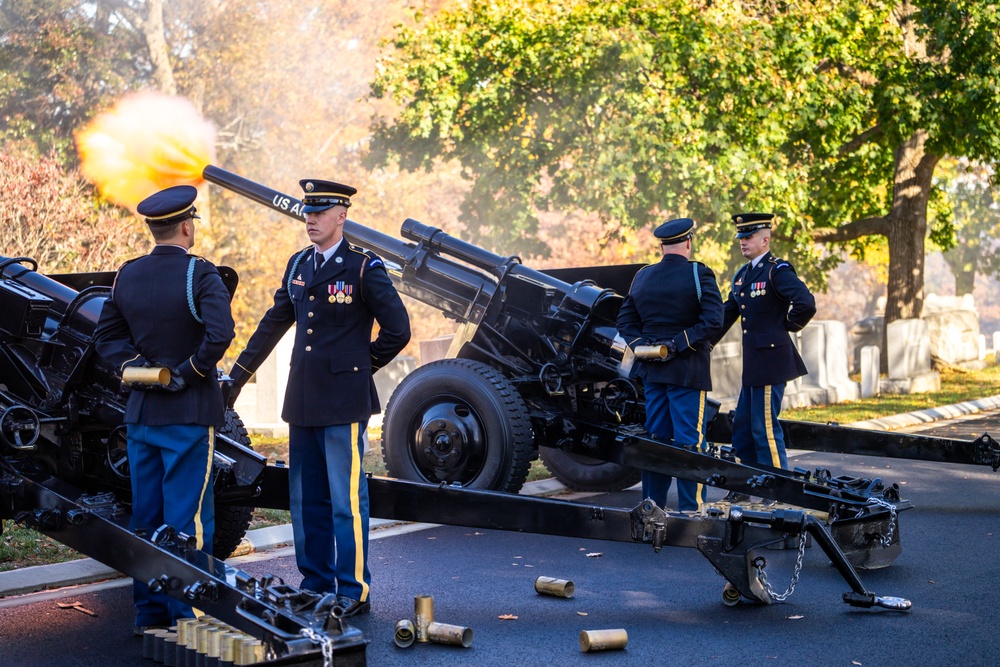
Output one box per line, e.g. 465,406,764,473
732,384,787,468
642,383,707,512
289,422,370,602
127,423,215,626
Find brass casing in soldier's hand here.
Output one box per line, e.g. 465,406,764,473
122,366,170,385
633,344,669,360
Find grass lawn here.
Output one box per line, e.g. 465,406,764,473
4,362,998,572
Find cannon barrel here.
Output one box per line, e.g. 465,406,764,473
203,165,501,323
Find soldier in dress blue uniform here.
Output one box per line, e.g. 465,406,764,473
94,185,235,634
617,218,723,512
712,213,816,470
227,179,410,617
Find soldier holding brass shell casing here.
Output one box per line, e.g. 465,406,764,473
617,218,722,512
94,186,235,636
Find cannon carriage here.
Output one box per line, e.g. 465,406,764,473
0,166,936,665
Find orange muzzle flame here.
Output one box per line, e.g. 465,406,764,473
76,92,216,209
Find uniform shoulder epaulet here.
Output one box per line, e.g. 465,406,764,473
110,257,142,295
769,256,792,272
187,253,207,261
116,256,142,271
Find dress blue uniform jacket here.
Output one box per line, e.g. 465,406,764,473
617,255,723,391
95,245,236,426
714,252,816,386
233,243,411,427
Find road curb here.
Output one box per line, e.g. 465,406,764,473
847,394,1000,431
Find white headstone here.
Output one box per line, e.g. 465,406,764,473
860,346,880,398
886,319,931,379
798,321,860,403
253,326,295,428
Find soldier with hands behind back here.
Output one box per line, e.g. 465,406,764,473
94,185,236,635
617,218,723,512
712,213,816,472
227,179,410,618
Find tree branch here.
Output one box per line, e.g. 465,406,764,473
837,124,883,156
811,216,888,243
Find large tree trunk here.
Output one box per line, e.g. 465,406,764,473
880,130,940,370
142,0,177,95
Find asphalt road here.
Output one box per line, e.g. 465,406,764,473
2,417,998,666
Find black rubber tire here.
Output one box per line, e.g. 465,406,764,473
212,409,255,559
382,359,533,492
538,446,641,492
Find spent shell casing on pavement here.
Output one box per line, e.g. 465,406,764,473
579,628,628,652
426,621,473,648
394,619,416,648
534,576,575,598
414,595,434,642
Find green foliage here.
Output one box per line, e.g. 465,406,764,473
369,0,1000,288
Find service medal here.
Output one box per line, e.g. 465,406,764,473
336,292,346,303
329,295,336,303
761,289,766,296
345,295,353,304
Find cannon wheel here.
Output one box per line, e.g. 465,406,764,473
538,447,641,492
212,409,255,559
382,358,533,492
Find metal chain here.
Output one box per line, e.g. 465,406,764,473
753,533,807,602
300,627,334,667
866,497,898,547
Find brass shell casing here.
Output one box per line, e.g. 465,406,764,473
580,629,628,652
414,595,434,643
121,365,170,385
176,617,197,646
534,576,575,598
426,621,473,648
394,619,416,648
220,632,244,662
633,344,669,360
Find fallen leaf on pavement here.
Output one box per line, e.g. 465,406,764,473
585,552,603,558
498,614,518,620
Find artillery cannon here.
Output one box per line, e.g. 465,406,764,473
0,168,922,667
204,167,913,570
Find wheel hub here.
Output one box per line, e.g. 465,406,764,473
411,402,486,483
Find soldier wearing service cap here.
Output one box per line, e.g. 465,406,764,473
617,217,723,512
711,212,816,472
94,185,236,634
227,179,410,617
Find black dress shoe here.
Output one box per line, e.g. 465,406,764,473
335,595,371,617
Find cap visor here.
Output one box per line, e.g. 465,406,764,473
302,203,336,213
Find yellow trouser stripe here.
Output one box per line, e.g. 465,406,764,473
194,426,215,550
349,422,369,602
695,391,706,510
763,386,780,467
